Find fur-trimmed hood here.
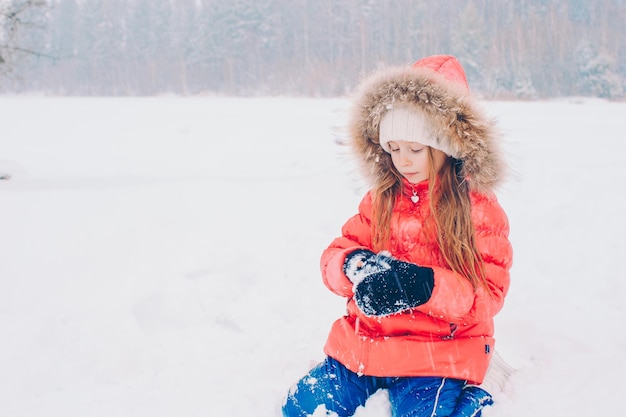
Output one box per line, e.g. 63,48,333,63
348,55,504,192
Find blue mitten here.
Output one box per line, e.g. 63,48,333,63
343,250,434,317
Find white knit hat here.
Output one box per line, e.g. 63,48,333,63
379,105,448,155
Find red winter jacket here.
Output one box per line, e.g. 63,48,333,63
320,179,512,384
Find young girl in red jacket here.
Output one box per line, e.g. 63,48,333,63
282,55,513,417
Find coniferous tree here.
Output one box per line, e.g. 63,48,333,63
2,0,625,98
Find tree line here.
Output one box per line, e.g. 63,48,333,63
2,0,625,98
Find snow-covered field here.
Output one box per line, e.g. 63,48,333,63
1,96,623,416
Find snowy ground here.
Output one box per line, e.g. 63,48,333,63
1,96,624,417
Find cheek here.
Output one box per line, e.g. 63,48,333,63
390,154,401,168
415,153,429,169
426,156,434,170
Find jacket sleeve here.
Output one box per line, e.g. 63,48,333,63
416,193,513,324
320,193,374,298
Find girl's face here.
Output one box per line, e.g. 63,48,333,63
387,140,447,184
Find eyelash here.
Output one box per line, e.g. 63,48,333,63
391,148,422,153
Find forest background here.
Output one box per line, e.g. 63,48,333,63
1,0,625,98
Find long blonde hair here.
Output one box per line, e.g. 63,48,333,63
371,148,488,290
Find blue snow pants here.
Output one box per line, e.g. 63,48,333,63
282,356,493,417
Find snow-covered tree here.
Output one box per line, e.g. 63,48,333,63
0,0,47,78
576,41,624,98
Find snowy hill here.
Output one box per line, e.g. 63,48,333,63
0,97,623,416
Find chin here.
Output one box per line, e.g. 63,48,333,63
405,175,424,184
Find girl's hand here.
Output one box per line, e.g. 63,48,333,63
349,255,435,317
343,249,393,285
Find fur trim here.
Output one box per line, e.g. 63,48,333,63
348,64,504,192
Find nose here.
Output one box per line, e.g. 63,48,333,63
399,150,412,166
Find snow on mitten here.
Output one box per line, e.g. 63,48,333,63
343,249,392,285
351,255,435,317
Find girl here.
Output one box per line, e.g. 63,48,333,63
282,55,512,417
